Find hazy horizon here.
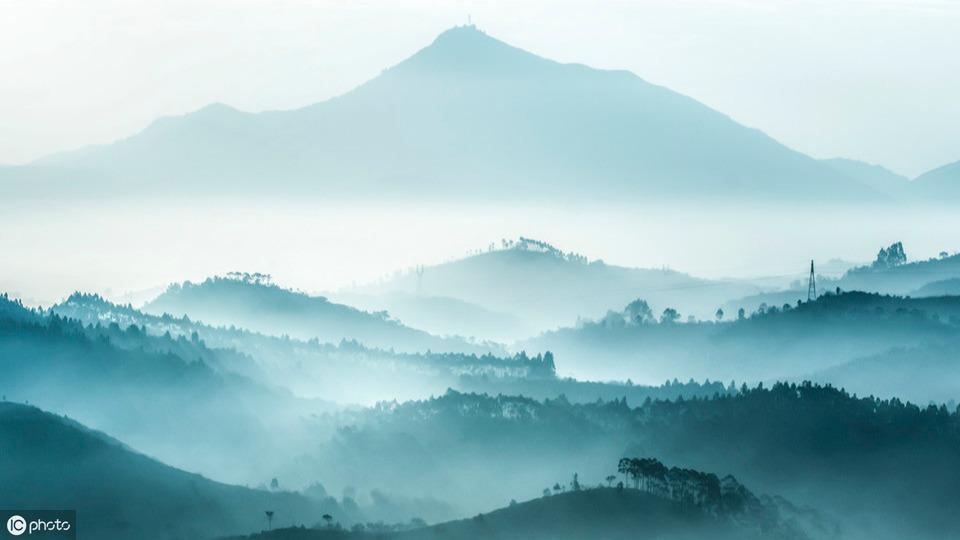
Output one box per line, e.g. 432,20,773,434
3,198,959,308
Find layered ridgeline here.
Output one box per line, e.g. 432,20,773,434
819,158,911,198
327,291,533,344
53,292,726,406
0,293,330,484
9,26,880,202
836,242,960,294
226,464,821,540
810,343,960,405
0,402,339,540
720,241,960,315
348,238,759,335
143,273,500,354
522,291,960,389
912,159,960,200
54,292,541,404
284,386,959,539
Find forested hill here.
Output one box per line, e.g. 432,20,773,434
52,292,553,404
0,402,338,540
835,245,960,294
53,292,730,406
297,385,960,539
224,480,817,540
523,291,960,383
0,293,327,484
143,274,501,354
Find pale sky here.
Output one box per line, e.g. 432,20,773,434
1,0,958,177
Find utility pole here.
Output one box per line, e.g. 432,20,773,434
807,260,817,302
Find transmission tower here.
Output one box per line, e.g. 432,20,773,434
415,265,425,295
807,260,816,302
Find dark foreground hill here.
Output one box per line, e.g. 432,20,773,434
0,403,337,540
292,385,960,539
224,487,814,540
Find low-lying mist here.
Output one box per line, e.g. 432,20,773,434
3,197,959,313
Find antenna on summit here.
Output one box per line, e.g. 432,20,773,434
807,260,817,302
467,14,473,27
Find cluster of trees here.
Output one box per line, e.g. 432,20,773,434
459,375,734,406
616,458,749,512
499,237,588,264
327,383,960,535
837,242,960,294
871,241,908,269
224,272,273,285
598,299,687,327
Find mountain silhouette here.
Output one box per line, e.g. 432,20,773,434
16,25,878,201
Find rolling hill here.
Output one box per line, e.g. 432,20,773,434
912,160,960,199
0,402,339,540
836,248,960,294
224,487,816,540
326,291,533,343
285,385,960,539
911,278,960,297
356,238,759,332
820,157,910,197
522,291,960,383
143,274,501,354
0,293,327,484
53,292,547,405
810,341,960,404
10,26,879,203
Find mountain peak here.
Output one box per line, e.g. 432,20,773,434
395,25,550,76
434,23,486,41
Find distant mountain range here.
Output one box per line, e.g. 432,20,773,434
9,25,956,203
